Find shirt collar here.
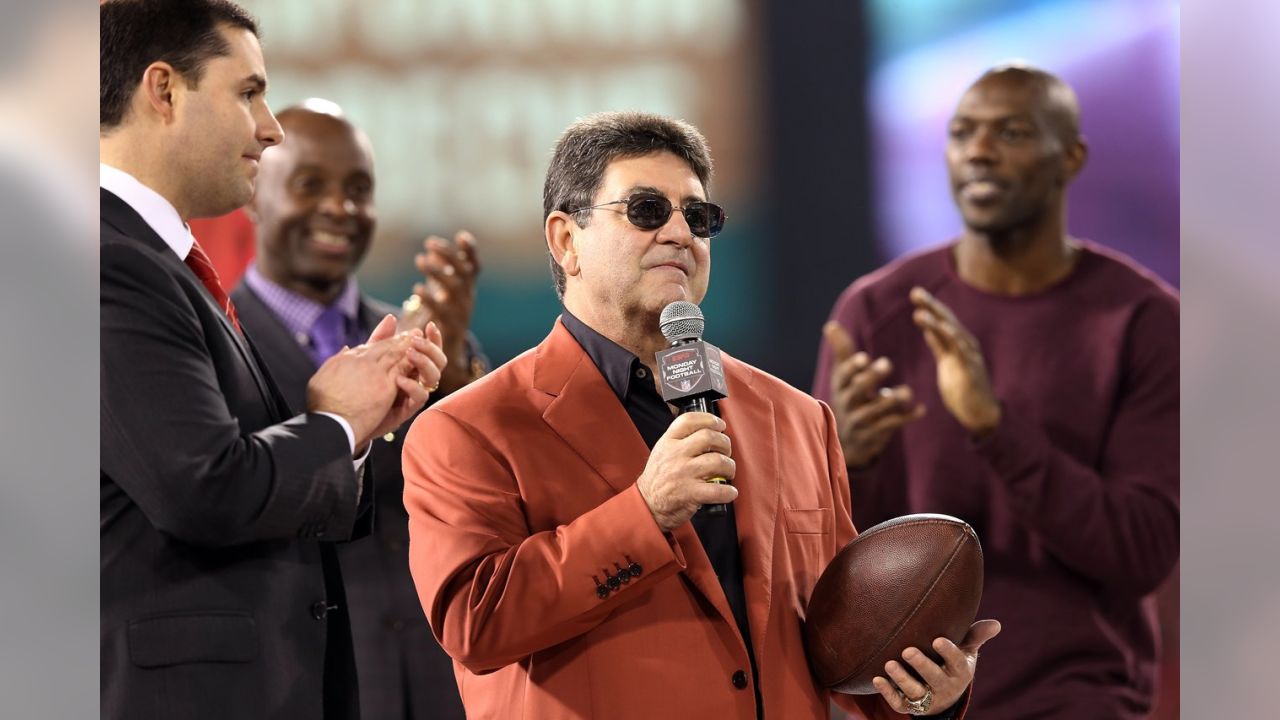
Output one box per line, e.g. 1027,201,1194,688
243,264,362,339
99,163,193,261
560,309,650,403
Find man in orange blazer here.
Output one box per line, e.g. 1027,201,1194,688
403,111,999,719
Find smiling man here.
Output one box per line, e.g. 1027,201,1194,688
401,111,996,719
231,101,481,720
814,65,1180,719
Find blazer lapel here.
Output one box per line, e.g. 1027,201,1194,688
669,525,741,639
717,360,781,677
534,319,750,644
536,320,651,495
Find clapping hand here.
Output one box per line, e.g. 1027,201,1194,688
909,288,1000,434
824,321,925,468
399,230,479,395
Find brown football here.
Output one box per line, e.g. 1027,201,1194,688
803,513,983,695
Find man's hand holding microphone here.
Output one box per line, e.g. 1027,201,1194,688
637,413,738,531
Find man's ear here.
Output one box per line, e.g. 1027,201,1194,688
1062,136,1088,183
139,61,181,124
546,211,581,278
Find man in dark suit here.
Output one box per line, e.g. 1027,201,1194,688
99,2,447,718
231,102,482,720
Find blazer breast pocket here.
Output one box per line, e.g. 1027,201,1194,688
128,611,259,668
783,507,833,535
782,507,834,601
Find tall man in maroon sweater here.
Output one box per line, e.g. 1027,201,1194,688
813,65,1179,719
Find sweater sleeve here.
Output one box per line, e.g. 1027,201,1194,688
969,295,1180,596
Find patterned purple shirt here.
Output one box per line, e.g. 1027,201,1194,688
242,264,365,360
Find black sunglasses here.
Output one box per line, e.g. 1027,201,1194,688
570,194,727,238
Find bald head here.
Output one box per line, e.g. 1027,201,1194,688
945,64,1088,237
249,99,377,304
271,101,373,154
966,64,1081,148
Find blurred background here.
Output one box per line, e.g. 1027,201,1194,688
217,0,1181,386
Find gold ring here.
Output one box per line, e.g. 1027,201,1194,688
903,685,932,715
706,477,727,484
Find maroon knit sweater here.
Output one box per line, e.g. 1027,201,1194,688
813,241,1179,720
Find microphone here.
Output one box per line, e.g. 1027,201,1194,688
656,301,731,516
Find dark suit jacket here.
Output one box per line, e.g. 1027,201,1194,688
100,189,371,720
231,282,467,720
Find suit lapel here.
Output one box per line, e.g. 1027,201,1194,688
232,283,318,414
718,361,781,676
101,189,277,412
357,296,396,335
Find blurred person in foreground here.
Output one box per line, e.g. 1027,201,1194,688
402,110,999,719
99,1,446,717
813,64,1179,719
233,100,487,720
1,1,97,717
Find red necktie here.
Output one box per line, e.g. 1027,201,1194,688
184,239,243,334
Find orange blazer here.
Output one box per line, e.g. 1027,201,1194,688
403,319,901,719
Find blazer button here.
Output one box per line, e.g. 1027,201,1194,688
605,572,621,591
731,670,748,690
596,585,610,600
311,601,329,621
628,562,643,578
